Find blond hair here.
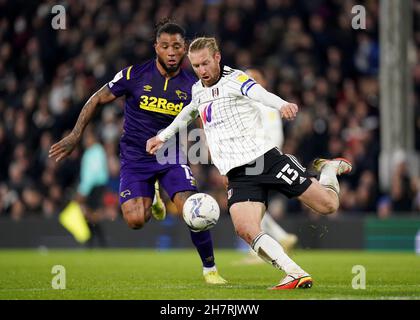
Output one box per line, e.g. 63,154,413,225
188,37,220,55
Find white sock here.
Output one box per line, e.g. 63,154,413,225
261,213,288,241
319,164,340,195
203,265,217,274
251,232,304,274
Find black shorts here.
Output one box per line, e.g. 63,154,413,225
226,148,312,209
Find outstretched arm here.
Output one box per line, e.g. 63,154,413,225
247,84,298,120
49,84,117,162
146,103,199,155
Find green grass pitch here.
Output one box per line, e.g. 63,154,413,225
0,249,419,300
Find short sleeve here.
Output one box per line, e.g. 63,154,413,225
107,65,133,97
226,70,257,97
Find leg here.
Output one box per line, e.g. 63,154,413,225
230,201,265,244
241,212,298,265
230,201,312,289
264,153,351,216
172,190,195,216
119,169,156,229
84,186,107,247
173,191,216,268
173,192,214,261
261,213,287,240
261,213,297,253
83,206,96,248
160,165,226,284
86,219,107,248
226,150,313,288
151,181,166,220
121,197,153,229
298,158,353,215
173,190,226,284
298,178,339,215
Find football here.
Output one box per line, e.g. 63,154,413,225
182,193,220,232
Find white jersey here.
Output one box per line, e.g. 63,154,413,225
159,65,288,175
259,105,284,149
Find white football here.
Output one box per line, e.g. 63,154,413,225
183,193,220,232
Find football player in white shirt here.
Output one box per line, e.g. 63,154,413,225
147,37,352,290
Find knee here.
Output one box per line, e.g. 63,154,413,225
125,215,146,229
123,206,151,230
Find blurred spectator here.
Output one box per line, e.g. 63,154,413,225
414,178,420,212
377,196,392,220
391,157,417,212
76,126,109,247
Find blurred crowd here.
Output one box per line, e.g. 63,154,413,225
0,0,419,222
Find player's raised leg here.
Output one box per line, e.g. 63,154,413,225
230,201,312,289
298,158,352,215
160,165,227,284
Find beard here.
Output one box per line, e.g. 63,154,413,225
157,56,181,74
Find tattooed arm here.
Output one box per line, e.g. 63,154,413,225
49,84,117,162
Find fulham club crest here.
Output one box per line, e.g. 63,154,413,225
212,87,219,98
227,188,233,200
